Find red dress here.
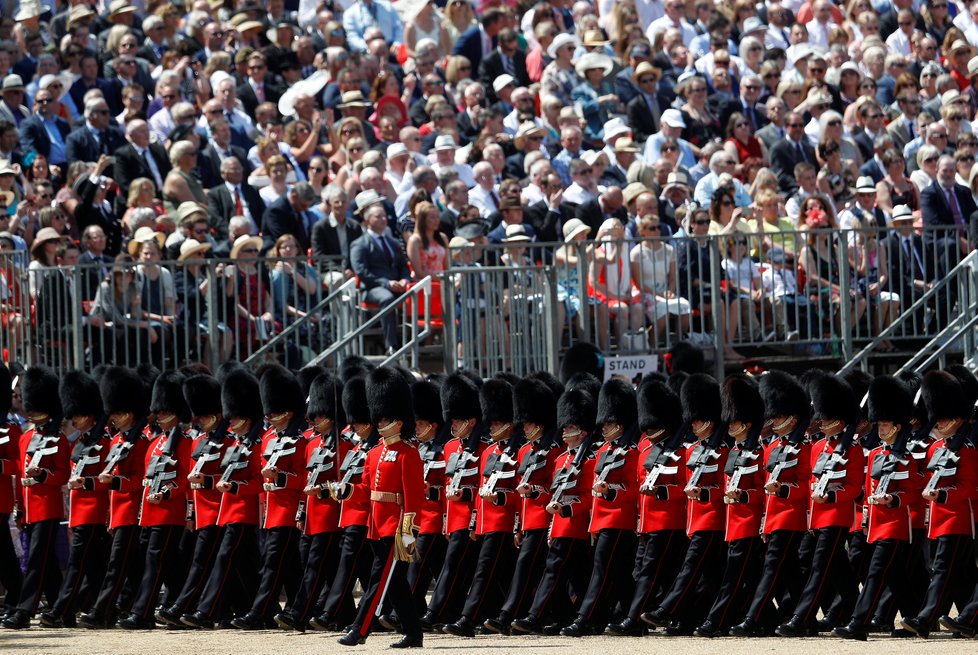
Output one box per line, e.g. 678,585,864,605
727,136,763,181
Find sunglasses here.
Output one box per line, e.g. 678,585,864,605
638,77,655,84
735,122,749,128
662,145,678,151
809,67,826,74
341,128,360,135
720,200,734,206
644,224,661,231
827,119,842,126
239,247,259,254
693,219,711,225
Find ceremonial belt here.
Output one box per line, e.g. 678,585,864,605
370,491,404,504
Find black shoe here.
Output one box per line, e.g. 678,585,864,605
940,615,976,638
230,613,264,630
664,622,695,636
605,617,644,636
390,634,423,648
77,613,108,630
510,617,540,635
542,623,564,636
273,612,305,632
729,619,762,638
640,608,669,628
891,628,915,638
815,616,837,633
180,612,214,629
337,629,366,646
155,608,183,627
62,613,77,629
418,611,437,633
831,623,868,641
900,617,929,638
378,614,401,632
693,620,723,638
483,617,510,635
776,615,816,638
38,611,63,628
867,617,889,633
443,617,475,638
118,615,155,630
560,619,592,637
1,610,30,630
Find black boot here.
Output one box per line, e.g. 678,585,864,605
483,617,511,635
390,634,423,648
900,617,929,638
605,617,644,636
443,617,475,638
776,615,815,637
1,610,31,630
230,613,264,630
693,620,723,638
180,611,214,629
939,615,976,638
38,611,63,628
155,607,183,627
510,617,540,634
76,612,108,629
118,615,156,630
337,629,366,646
560,618,592,637
273,612,305,632
831,622,868,641
639,608,669,628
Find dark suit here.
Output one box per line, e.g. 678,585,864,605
457,111,479,140
77,251,111,302
18,114,70,163
479,49,531,102
311,216,363,269
349,231,412,349
523,200,564,244
261,195,314,253
719,98,768,133
769,138,816,194
237,81,283,120
64,125,126,164
113,142,171,197
503,152,528,181
852,130,875,162
452,25,491,75
68,77,122,116
920,180,976,240
575,198,627,234
755,123,783,151
409,97,434,128
859,158,885,184
208,183,266,240
199,143,251,190
627,94,660,144
74,177,123,257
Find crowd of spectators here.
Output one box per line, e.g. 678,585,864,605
0,0,976,366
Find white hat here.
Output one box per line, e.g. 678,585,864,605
178,238,212,261
855,176,876,193
789,44,813,66
230,234,263,259
603,117,630,141
354,189,385,215
581,150,604,166
742,16,766,34
574,52,614,78
661,108,686,129
968,56,978,77
548,33,581,59
14,0,42,21
663,171,690,193
433,135,458,151
942,89,965,107
278,69,330,117
1,75,24,92
838,61,860,76
891,205,914,222
492,74,516,94
503,224,531,242
386,143,409,160
562,218,591,241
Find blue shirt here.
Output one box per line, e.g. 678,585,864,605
42,116,66,164
342,0,404,52
642,132,696,169
693,172,752,208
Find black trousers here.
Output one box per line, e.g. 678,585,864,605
658,529,725,624
744,529,805,625
351,538,421,640
51,523,109,617
626,529,688,620
248,526,301,619
915,534,976,625
850,539,910,627
705,536,765,629
170,524,223,614
875,529,929,625
577,528,637,627
406,532,447,615
790,525,857,625
0,513,23,609
525,536,592,624
129,524,185,621
15,519,63,614
499,528,549,622
826,529,870,622
196,523,260,619
288,530,343,623
88,524,142,620
425,529,480,622
319,524,369,624
459,531,517,622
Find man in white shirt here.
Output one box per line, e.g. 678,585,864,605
469,161,501,218
805,0,836,49
647,0,698,46
429,135,475,187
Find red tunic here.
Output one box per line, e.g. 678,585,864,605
0,422,22,514
685,441,730,536
260,427,308,529
907,438,930,530
761,437,811,534
517,441,559,532
548,446,596,540
636,437,687,534
865,445,923,543
302,430,346,536
723,444,765,542
105,430,151,531
925,440,978,539
808,437,866,530
68,436,110,528
338,435,371,529
140,430,193,527
418,440,446,535
474,442,520,535
18,427,69,524
589,441,639,534
189,432,229,530
362,437,423,540
216,437,263,526
443,436,487,534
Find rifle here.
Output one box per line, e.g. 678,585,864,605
306,430,338,491
445,425,484,497
869,424,912,502
516,427,558,491
219,442,253,486
330,428,378,499
481,430,523,497
144,427,182,495
262,434,299,490
0,425,10,446
189,419,229,488
724,421,764,502
25,427,60,473
549,432,595,509
98,420,147,478
639,422,690,493
923,398,978,494
764,418,809,489
684,422,727,495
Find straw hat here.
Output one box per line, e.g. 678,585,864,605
178,238,212,261
230,234,263,259
278,69,329,116
548,33,581,59
514,122,546,149
30,227,62,256
562,218,591,242
631,61,662,83
503,224,531,242
890,205,914,223
127,226,165,256
581,30,609,47
575,53,614,78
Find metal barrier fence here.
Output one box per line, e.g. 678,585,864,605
446,224,968,377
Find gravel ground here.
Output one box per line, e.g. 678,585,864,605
2,627,978,655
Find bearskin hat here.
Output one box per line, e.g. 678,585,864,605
759,370,810,421
441,372,482,422
637,377,682,433
260,365,304,416
557,388,597,433
667,341,705,375
136,363,161,394
412,380,443,425
366,366,414,431
564,372,602,400
23,365,61,418
527,370,564,399
869,374,915,425
921,370,970,423
215,361,244,385
59,370,102,420
307,372,345,424
339,355,375,384
558,341,605,384
100,366,149,418
221,368,263,421
842,369,873,416
596,378,637,427
183,374,223,417
297,365,326,397
896,370,926,423
514,377,557,428
810,374,859,425
342,376,371,425
681,373,721,424
480,378,514,424
721,374,764,426
945,364,978,407
151,370,191,423
667,371,689,397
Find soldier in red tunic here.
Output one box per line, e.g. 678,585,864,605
0,364,22,616
121,371,195,629
78,366,152,629
778,374,865,637
231,366,308,629
2,366,69,630
338,366,424,649
607,376,688,637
